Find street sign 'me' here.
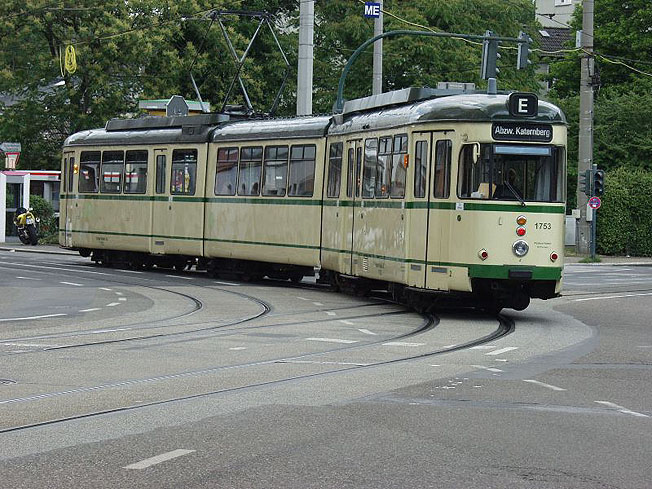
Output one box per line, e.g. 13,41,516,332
364,2,381,18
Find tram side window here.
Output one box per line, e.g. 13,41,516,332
215,147,238,196
171,149,197,195
262,146,288,197
238,146,263,196
434,140,452,199
362,138,378,199
100,151,124,194
155,155,166,194
414,141,428,198
79,151,100,193
288,145,316,197
376,137,392,199
346,147,355,198
391,134,408,198
68,157,75,193
458,144,491,199
124,150,148,194
327,142,343,198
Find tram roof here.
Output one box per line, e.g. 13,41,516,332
210,115,332,143
328,93,566,135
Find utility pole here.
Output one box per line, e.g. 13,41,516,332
576,0,594,254
372,1,383,95
297,0,314,115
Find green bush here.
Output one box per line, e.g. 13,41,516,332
597,167,652,256
28,195,58,242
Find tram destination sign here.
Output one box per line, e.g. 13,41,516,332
492,122,553,143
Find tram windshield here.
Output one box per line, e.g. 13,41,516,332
458,144,565,203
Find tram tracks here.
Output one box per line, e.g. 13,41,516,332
0,314,513,434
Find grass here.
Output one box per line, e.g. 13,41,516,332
579,256,602,263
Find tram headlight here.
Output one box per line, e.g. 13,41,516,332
512,240,529,257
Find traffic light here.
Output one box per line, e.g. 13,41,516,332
481,30,501,79
517,31,532,70
593,169,605,196
579,169,592,196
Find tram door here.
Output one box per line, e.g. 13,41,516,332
61,151,76,248
151,149,169,254
343,139,363,275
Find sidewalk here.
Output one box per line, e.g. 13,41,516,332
0,242,77,255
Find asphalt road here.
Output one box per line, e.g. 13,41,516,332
0,250,649,488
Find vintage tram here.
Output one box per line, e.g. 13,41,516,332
60,86,566,311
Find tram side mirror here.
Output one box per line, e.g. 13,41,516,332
472,143,481,164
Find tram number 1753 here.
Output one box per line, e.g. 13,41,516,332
535,222,552,230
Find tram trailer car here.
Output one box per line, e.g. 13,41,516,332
60,87,567,311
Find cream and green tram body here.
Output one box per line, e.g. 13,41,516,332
61,87,566,311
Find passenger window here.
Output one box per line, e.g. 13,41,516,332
62,158,67,193
414,141,428,198
362,138,377,199
327,143,343,198
434,140,452,199
155,154,166,194
79,151,100,193
68,157,75,193
391,134,408,198
376,137,392,199
355,147,362,198
100,151,123,194
124,150,148,194
215,147,238,196
262,146,288,197
238,146,263,196
171,149,197,195
288,145,316,197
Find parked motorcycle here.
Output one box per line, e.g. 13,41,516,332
14,207,39,245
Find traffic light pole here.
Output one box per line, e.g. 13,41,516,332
590,165,597,260
577,0,595,255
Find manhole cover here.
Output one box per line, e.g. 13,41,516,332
0,379,16,385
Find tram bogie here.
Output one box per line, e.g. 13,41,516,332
60,87,567,311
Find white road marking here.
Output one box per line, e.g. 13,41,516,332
0,313,66,322
595,401,649,418
115,269,143,274
306,337,358,344
472,365,504,373
2,343,59,348
383,341,426,347
575,292,652,302
0,261,109,276
523,379,567,391
100,288,113,291
443,344,458,349
165,275,193,280
296,297,309,301
229,347,247,351
214,281,238,286
79,308,102,312
325,311,337,316
358,328,377,335
106,302,121,307
430,364,441,367
470,345,497,350
88,328,130,334
15,276,41,280
60,281,83,287
124,449,195,470
312,302,323,306
339,320,355,326
118,298,127,301
115,292,124,296
486,347,519,356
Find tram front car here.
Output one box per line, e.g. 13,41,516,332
454,92,566,311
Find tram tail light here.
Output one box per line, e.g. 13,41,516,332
550,252,559,262
516,215,527,225
478,249,488,261
516,227,526,237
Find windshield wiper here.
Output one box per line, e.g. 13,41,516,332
505,180,526,207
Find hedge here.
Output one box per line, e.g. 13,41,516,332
597,167,652,256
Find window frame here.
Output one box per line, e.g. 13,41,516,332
434,140,452,199
215,147,239,196
327,142,343,199
155,154,167,194
262,145,289,197
124,150,148,194
78,151,101,194
238,146,263,196
170,149,198,196
287,144,316,197
362,138,378,199
414,140,428,199
100,150,124,194
390,134,408,199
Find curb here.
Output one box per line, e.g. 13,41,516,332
0,246,77,256
565,261,652,267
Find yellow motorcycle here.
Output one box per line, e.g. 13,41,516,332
14,207,39,245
